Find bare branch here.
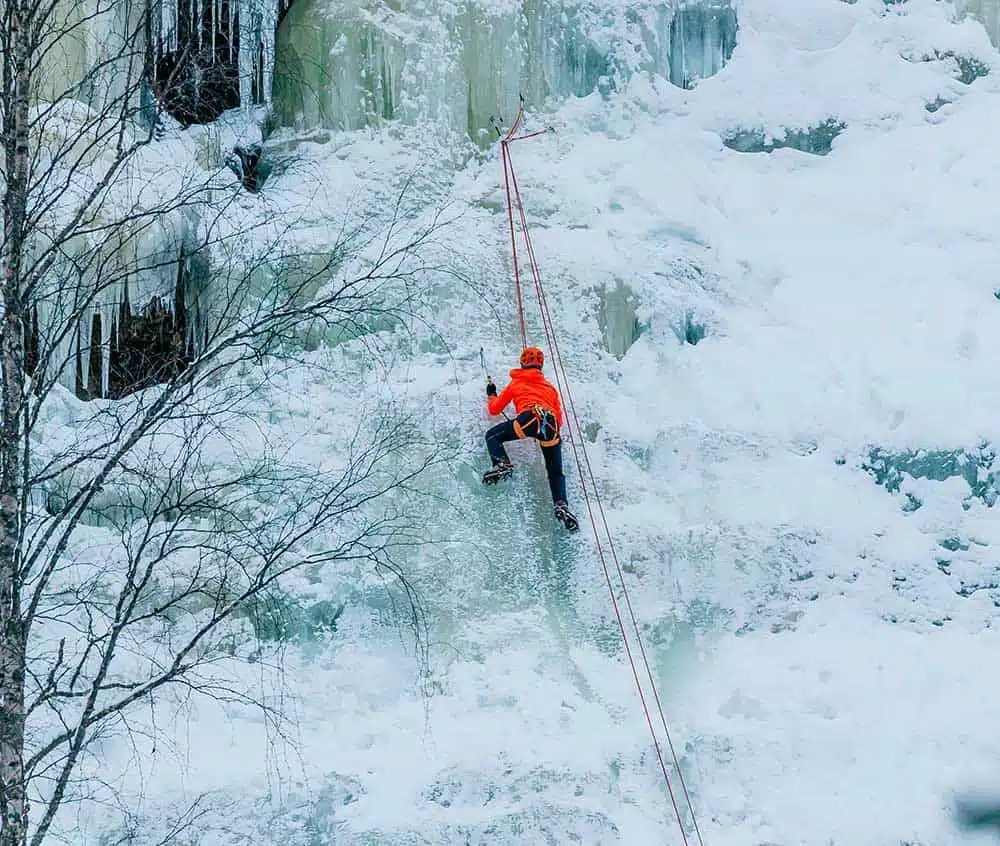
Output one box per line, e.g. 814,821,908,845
3,3,461,842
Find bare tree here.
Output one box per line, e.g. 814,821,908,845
1,2,450,844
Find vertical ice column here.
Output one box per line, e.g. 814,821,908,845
668,2,738,89
237,0,283,107
956,0,1000,47
229,0,236,61
238,0,253,106
260,0,278,105
159,0,179,54
518,0,609,111
460,4,522,141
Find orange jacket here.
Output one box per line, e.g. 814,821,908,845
487,368,563,429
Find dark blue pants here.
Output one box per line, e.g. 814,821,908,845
485,410,567,504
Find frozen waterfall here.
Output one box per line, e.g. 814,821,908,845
38,0,148,113
39,0,739,136
270,0,738,140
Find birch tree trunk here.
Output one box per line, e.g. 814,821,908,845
0,0,31,841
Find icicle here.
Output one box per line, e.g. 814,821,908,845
261,0,278,106
212,0,218,61
229,0,236,64
238,0,253,107
101,302,112,399
31,246,78,394
151,0,160,61
197,0,202,49
161,0,178,54
80,309,92,395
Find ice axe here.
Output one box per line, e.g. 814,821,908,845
479,346,490,383
479,347,509,420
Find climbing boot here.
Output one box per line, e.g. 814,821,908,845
554,501,579,532
482,461,514,485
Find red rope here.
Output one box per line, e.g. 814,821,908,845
498,104,705,846
501,141,528,349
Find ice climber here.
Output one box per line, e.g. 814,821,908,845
482,347,580,532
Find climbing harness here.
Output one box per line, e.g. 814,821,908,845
513,405,559,446
497,100,706,846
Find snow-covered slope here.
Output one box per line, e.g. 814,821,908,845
79,0,1000,843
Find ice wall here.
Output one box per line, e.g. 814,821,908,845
956,0,1000,47
37,0,739,139
25,101,205,398
271,0,738,140
37,0,289,121
36,0,147,113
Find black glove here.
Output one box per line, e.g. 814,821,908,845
486,379,497,397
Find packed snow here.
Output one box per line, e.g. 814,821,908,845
36,0,1000,843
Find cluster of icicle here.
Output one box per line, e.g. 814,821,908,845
150,0,286,107
34,208,197,398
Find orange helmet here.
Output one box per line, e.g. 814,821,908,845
520,346,544,369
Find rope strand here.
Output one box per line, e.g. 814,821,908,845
499,103,704,845
501,141,528,348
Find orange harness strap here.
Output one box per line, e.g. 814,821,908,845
514,406,560,447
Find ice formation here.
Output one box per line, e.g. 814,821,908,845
37,0,148,112
26,102,203,398
150,0,286,108
28,1,262,397
667,2,738,90
30,201,200,398
722,119,846,155
956,0,1000,46
271,0,739,139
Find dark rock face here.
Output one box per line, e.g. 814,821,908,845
151,0,297,125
